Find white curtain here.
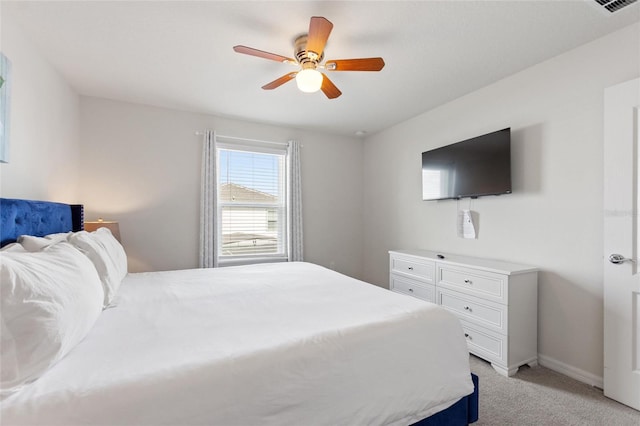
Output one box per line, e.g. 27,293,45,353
288,140,303,262
199,130,217,268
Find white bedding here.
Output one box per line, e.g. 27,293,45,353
0,262,473,426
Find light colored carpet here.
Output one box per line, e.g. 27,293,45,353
468,355,640,425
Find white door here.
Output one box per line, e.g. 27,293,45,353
603,77,640,410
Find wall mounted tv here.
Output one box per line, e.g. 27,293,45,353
422,127,511,201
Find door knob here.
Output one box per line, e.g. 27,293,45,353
608,254,635,264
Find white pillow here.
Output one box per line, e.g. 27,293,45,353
44,232,73,241
18,232,70,252
68,228,127,307
0,243,26,252
0,242,104,395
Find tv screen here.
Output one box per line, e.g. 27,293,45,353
422,128,511,201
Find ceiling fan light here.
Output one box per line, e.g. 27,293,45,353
296,69,323,93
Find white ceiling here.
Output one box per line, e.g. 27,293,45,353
2,1,639,137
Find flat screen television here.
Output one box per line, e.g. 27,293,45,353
422,128,511,201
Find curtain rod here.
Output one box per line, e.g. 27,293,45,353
194,131,290,147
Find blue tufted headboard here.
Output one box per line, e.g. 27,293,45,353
0,198,84,247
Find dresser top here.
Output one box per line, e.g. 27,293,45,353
389,249,538,275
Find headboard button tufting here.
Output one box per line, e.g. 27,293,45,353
0,198,81,247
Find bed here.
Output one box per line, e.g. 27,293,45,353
0,198,478,425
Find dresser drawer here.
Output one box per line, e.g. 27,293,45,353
391,256,435,283
460,320,507,365
437,288,507,334
437,265,507,303
390,274,435,303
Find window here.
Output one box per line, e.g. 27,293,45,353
216,140,288,262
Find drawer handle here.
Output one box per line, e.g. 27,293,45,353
408,267,414,271
465,333,472,340
464,279,472,284
463,305,472,312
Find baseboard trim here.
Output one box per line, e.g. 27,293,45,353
537,354,603,388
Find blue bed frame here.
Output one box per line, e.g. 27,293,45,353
0,198,83,246
412,373,479,425
0,197,479,425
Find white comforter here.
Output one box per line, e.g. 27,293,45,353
1,262,473,426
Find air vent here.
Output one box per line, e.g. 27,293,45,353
595,0,638,13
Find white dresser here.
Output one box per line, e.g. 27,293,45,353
389,249,538,377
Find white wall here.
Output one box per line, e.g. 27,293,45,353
79,97,364,278
0,21,80,201
362,23,639,383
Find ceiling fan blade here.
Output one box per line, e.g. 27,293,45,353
325,58,385,72
307,16,333,58
321,74,342,99
262,73,297,90
233,45,295,64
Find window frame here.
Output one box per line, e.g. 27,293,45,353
215,138,289,266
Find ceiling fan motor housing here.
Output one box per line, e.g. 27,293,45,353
294,35,323,69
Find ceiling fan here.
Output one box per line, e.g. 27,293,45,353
233,16,385,99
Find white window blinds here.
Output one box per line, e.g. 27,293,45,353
216,141,287,260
